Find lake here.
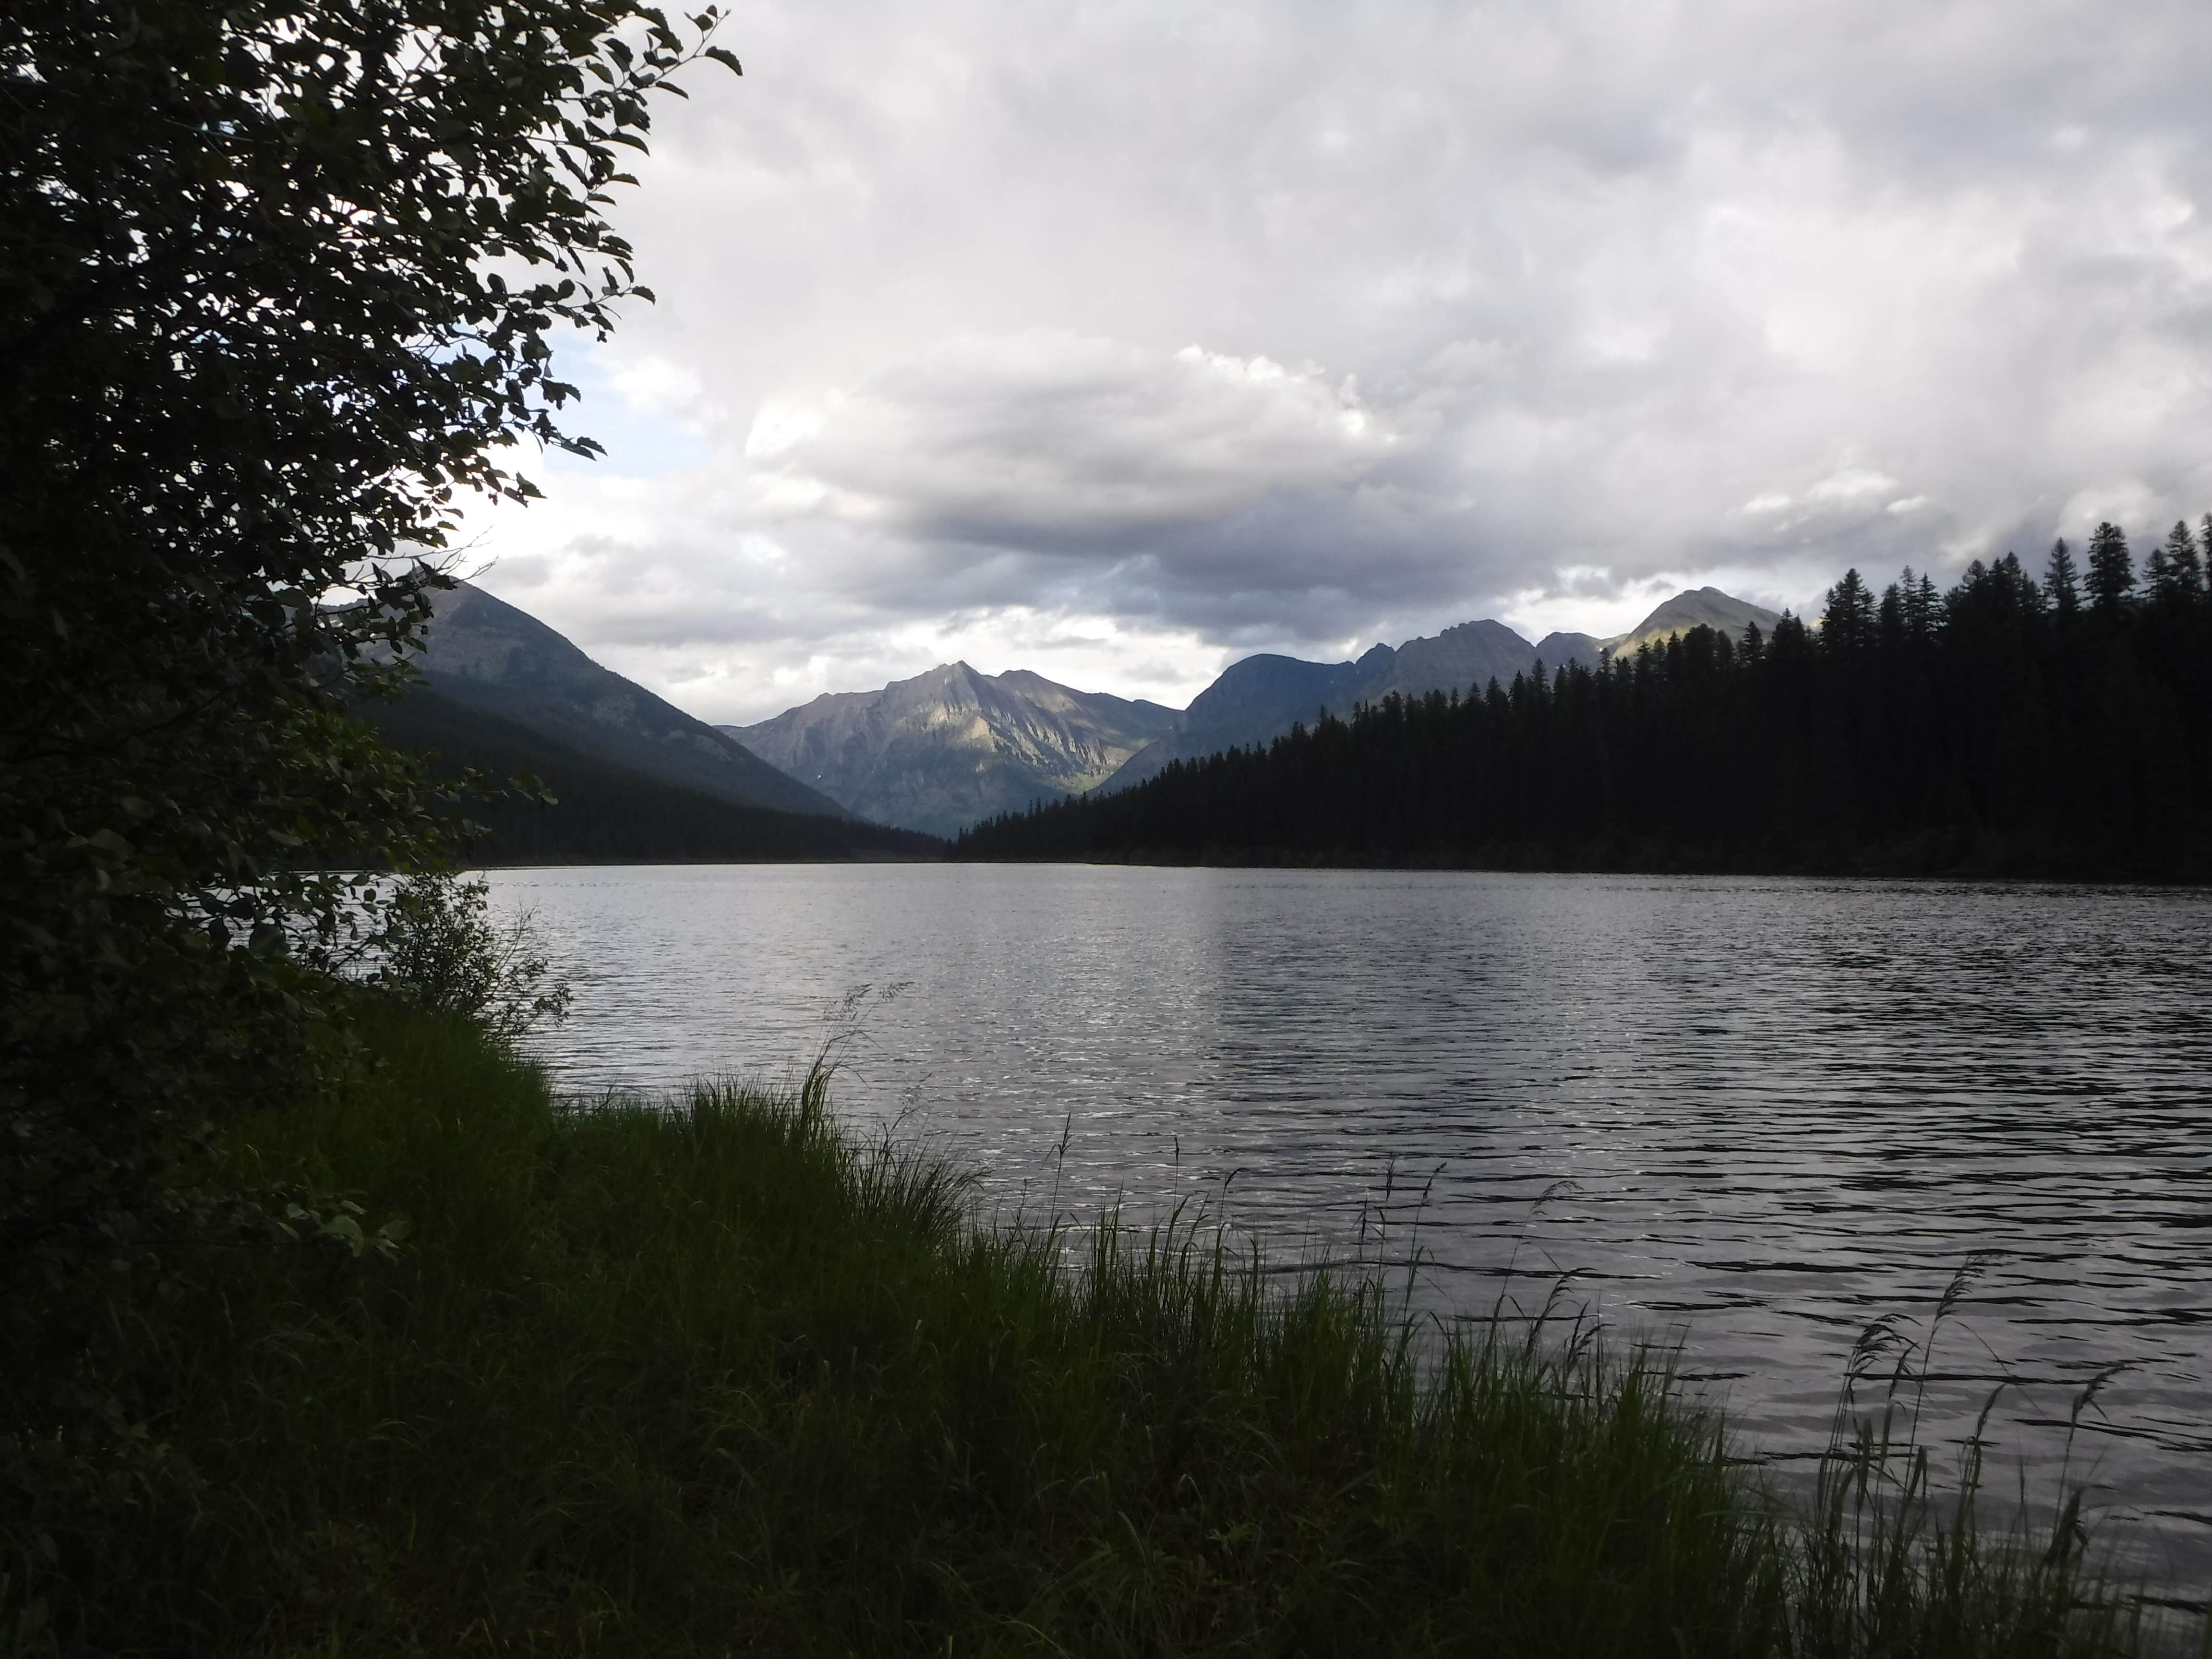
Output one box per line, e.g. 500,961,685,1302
483,863,2212,1600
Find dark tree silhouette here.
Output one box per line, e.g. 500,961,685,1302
959,529,2212,882
2044,539,2081,619
2,0,737,1523
1821,569,1877,652
2086,522,2136,616
2157,521,2204,605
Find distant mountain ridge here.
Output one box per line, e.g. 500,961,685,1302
725,663,1181,838
414,582,848,821
733,586,1784,832
1095,592,1778,795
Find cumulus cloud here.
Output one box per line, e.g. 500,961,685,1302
747,332,1396,537
456,0,2212,723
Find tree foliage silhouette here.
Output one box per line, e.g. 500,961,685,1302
1,0,735,1517
2086,522,2135,616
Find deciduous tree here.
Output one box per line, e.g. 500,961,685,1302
1,0,735,1498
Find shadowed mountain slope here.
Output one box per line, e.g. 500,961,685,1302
1533,631,1607,671
1101,622,1562,794
1097,650,1380,792
368,686,942,864
1358,620,1534,704
726,663,1181,837
414,583,846,820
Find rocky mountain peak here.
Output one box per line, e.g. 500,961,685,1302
726,663,1180,837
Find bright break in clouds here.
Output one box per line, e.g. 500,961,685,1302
457,0,2212,724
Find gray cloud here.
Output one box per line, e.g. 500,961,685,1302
462,0,2212,723
748,331,1400,538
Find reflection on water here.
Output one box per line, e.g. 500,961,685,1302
484,864,2212,1596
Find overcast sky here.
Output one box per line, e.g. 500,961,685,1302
456,0,2212,724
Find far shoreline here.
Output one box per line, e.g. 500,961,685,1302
472,854,2212,890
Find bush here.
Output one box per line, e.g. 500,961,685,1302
359,874,572,1039
2,0,729,1535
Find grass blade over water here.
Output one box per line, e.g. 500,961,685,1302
1,1006,2175,1656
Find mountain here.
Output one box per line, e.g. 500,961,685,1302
413,582,847,820
1101,621,1555,793
725,663,1182,837
1098,650,1379,792
1603,587,1781,657
1358,619,1533,703
1533,631,1607,671
1097,588,1773,794
368,685,942,864
1102,626,1562,791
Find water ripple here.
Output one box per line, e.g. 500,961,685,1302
487,864,2212,1596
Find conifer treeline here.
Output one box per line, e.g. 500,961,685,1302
954,522,2212,878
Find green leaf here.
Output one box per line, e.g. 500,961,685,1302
3,0,733,1437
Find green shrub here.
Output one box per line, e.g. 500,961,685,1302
0,1010,2163,1657
356,873,573,1038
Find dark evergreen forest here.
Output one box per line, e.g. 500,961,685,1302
956,522,2212,878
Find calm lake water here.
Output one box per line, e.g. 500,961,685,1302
483,864,2212,1599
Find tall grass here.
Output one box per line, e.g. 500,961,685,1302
0,1006,2167,1656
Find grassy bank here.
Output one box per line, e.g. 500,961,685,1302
4,1008,2158,1656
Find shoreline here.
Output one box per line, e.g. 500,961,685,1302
12,1003,2172,1655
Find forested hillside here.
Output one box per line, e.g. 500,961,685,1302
369,688,941,864
957,525,2212,879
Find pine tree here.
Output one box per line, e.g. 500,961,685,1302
1878,581,1907,651
1904,569,1940,640
2162,520,2204,602
956,536,2212,882
2045,539,2081,618
2085,522,2134,616
1996,552,2043,613
2145,539,2173,602
1821,568,1876,651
